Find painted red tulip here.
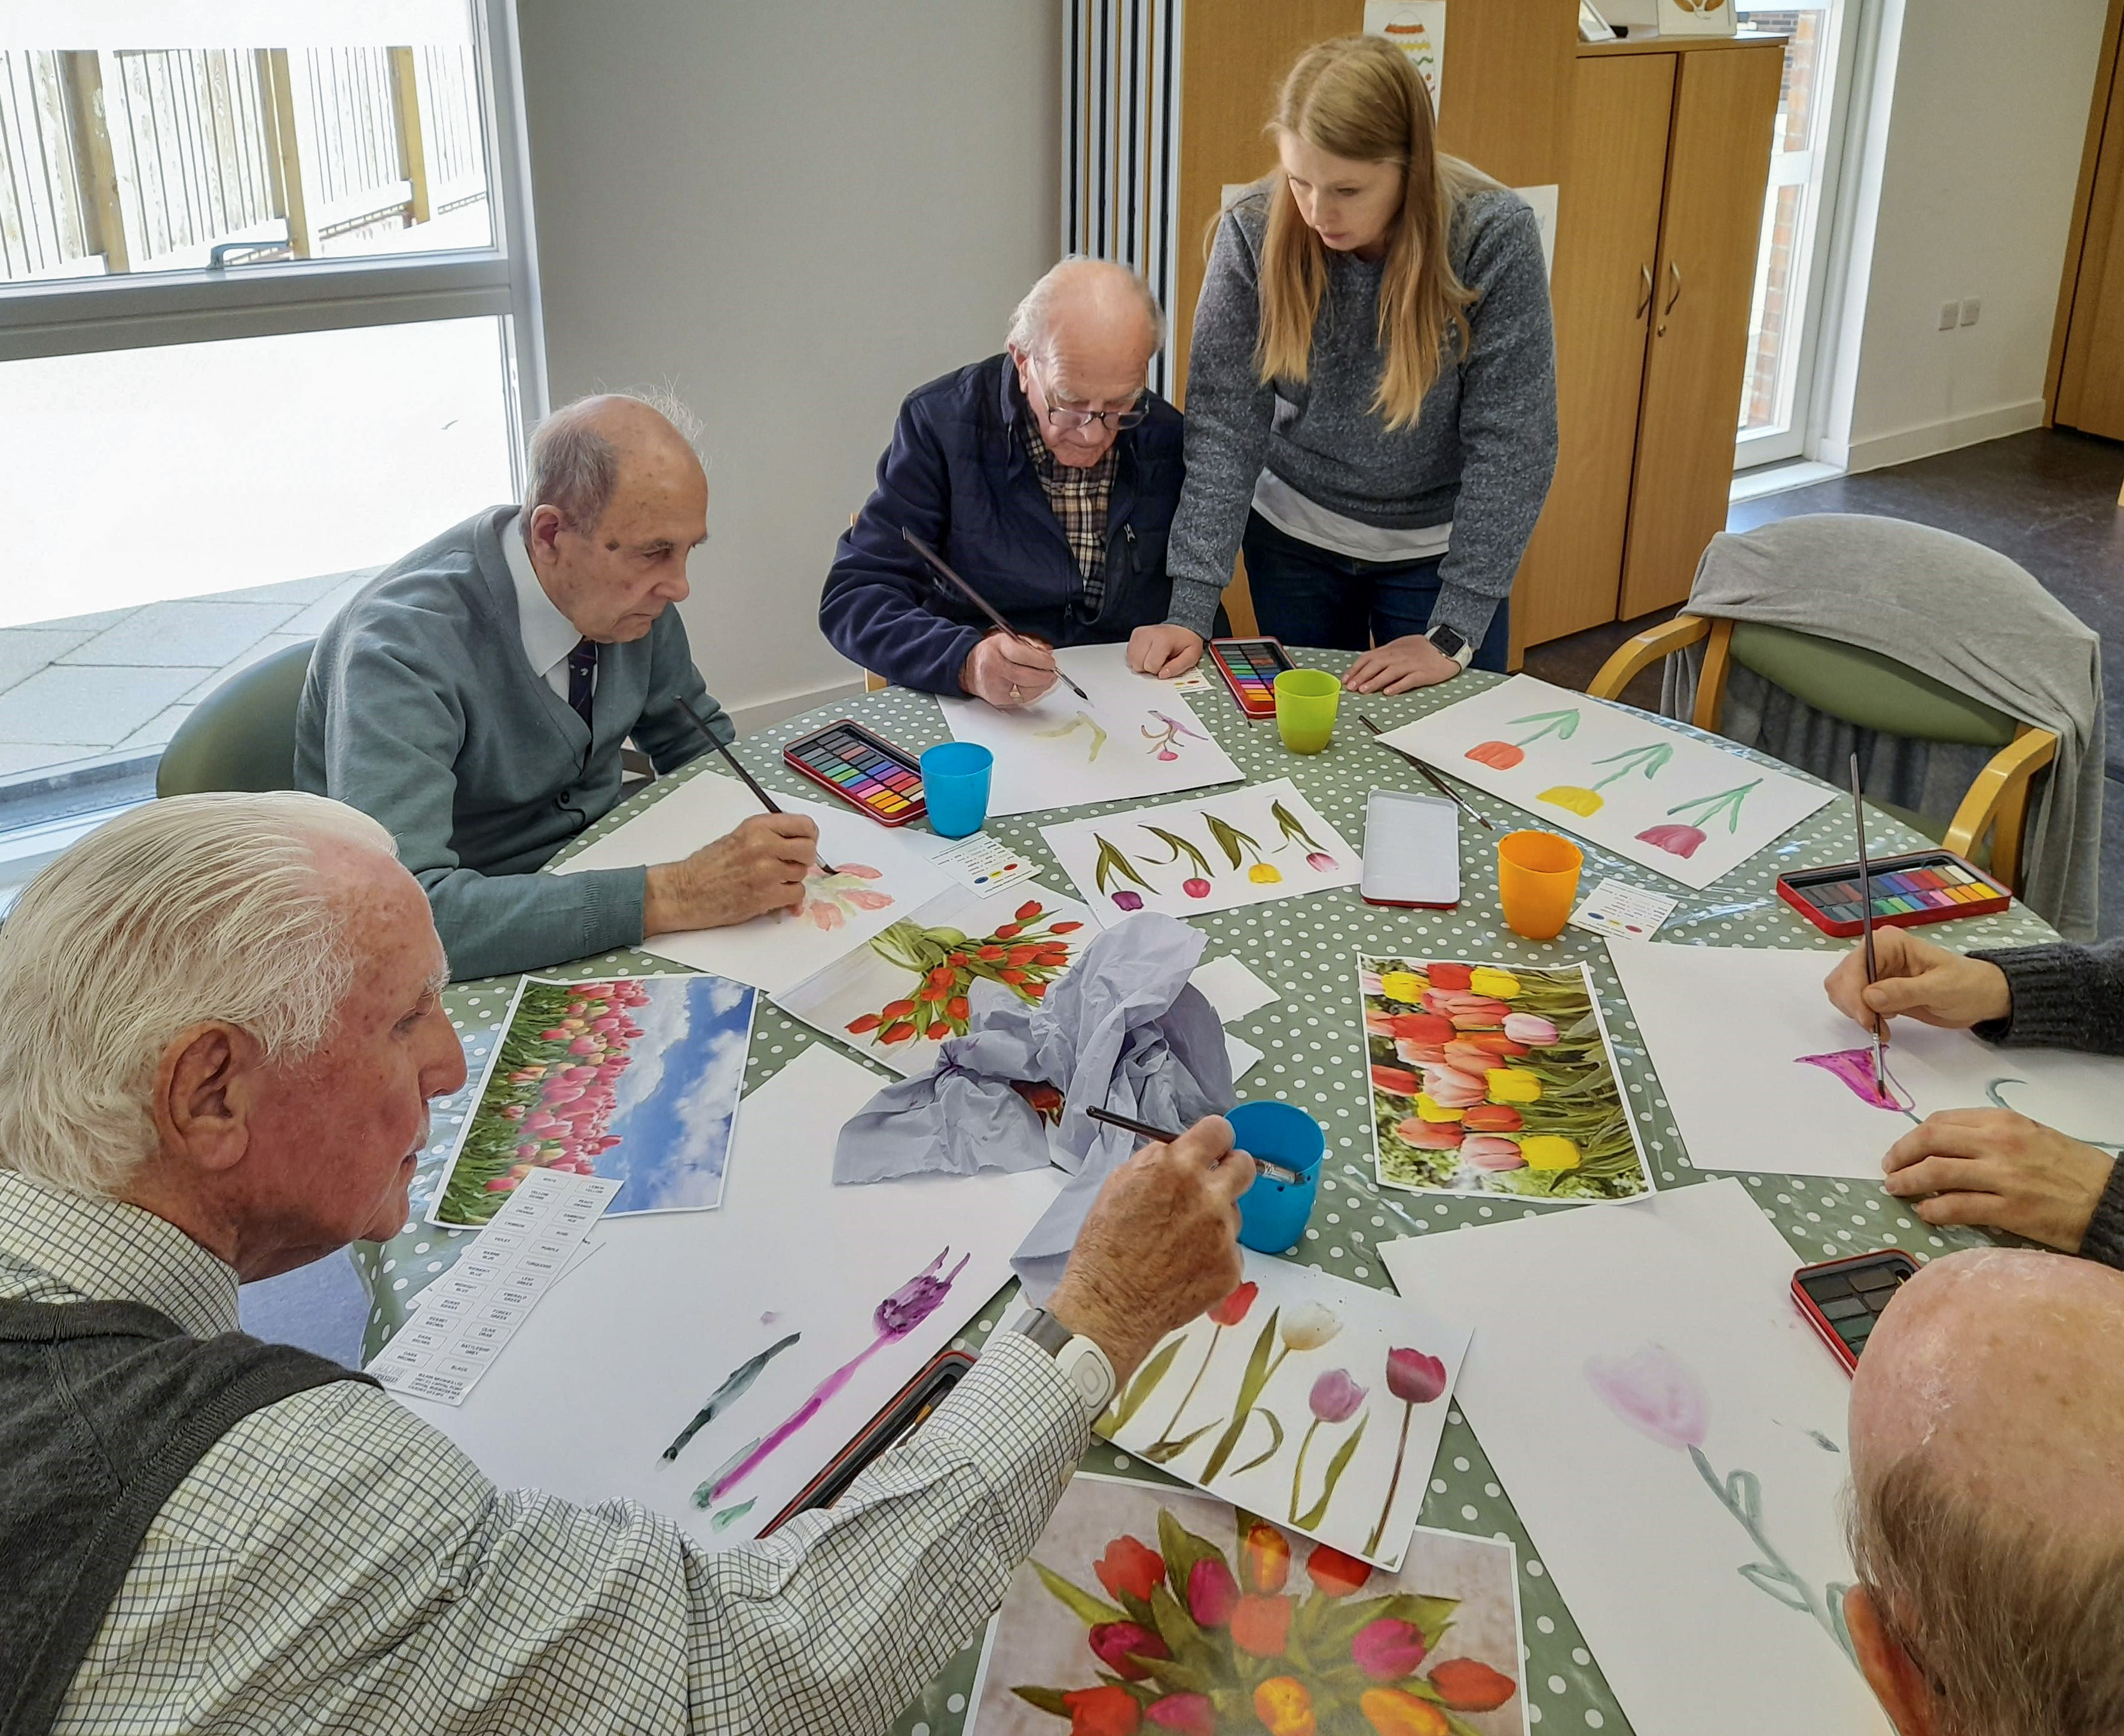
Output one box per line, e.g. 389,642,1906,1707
1371,1064,1420,1096
1465,740,1524,769
1386,1348,1448,1405
1395,1116,1465,1150
1063,1685,1141,1736
1390,1012,1455,1044
1229,1592,1294,1656
1052,921,1084,933
1017,900,1043,920
1304,1541,1373,1597
1428,1658,1518,1711
1186,1555,1240,1627
1393,1040,1450,1068
1183,878,1211,898
880,998,916,1019
1207,1280,1258,1326
1353,1616,1429,1680
1145,1693,1215,1736
1242,1519,1291,1592
1636,823,1706,858
845,1013,883,1034
1093,1534,1165,1605
1426,962,1474,990
1089,1620,1169,1680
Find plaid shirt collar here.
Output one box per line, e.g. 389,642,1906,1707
0,1166,240,1338
1019,407,1118,598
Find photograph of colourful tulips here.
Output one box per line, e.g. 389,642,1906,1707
774,885,1098,1078
1096,1253,1472,1572
968,1474,1526,1736
429,972,755,1229
1041,778,1362,927
1361,956,1651,1202
1371,674,1833,890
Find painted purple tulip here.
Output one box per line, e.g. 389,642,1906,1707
1584,1342,1708,1450
1187,1555,1240,1627
1089,1619,1169,1680
1636,823,1707,858
1111,890,1145,912
1309,1368,1368,1424
1798,1049,1915,1112
1352,1616,1429,1681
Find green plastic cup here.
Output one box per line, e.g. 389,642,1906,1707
1274,668,1340,754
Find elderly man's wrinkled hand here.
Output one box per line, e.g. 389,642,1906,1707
1048,1117,1253,1382
644,813,817,936
962,631,1060,709
1881,1107,2116,1251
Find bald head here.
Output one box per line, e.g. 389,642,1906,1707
1845,1248,2124,1736
1006,259,1164,469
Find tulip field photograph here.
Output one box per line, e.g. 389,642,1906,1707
1095,1252,1472,1572
1361,956,1652,1203
967,1474,1526,1736
430,972,756,1228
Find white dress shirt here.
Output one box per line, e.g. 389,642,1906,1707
0,1168,1089,1735
501,510,592,701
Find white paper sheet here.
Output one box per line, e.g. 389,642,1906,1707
1606,937,2124,1180
774,885,1098,1077
1376,676,1835,888
551,769,955,992
1364,0,1446,105
939,642,1242,818
395,1045,1062,1548
1096,1250,1472,1571
1190,953,1280,1024
1379,1180,1890,1736
1041,777,1361,927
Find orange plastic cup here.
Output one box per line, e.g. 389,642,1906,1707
1496,830,1583,940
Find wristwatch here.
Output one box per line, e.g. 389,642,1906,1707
1425,623,1477,671
1013,1307,1118,1419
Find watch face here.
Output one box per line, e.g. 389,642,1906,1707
1428,625,1468,659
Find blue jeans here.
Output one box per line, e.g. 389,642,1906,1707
1240,511,1511,671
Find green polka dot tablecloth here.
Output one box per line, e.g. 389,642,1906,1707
353,655,2052,1736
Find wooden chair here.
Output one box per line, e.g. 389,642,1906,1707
1589,615,2058,893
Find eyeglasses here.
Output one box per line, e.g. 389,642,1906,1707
1031,359,1148,431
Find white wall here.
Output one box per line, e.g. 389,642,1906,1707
1825,0,2107,472
514,1,1062,728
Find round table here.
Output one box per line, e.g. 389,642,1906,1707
352,654,2054,1736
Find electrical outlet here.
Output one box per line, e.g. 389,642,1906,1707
1960,297,1982,327
1939,301,1960,332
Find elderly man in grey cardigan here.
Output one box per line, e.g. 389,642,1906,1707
297,395,818,980
1826,928,2124,1267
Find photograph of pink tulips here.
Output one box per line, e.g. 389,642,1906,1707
430,971,756,1228
1361,956,1651,1202
968,1475,1527,1736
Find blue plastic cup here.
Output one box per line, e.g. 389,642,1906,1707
1227,1100,1326,1255
921,741,993,839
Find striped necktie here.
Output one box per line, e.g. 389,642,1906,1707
566,637,598,729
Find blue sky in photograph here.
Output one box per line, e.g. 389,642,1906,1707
600,973,756,1213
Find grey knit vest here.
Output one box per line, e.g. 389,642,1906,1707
0,1297,372,1736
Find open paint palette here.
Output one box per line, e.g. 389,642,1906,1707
1775,848,2009,936
781,720,926,826
1208,636,1296,719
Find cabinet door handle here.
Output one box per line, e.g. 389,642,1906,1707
1662,259,1683,315
1636,263,1654,319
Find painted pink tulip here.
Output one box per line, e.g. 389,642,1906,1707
592,1014,622,1032
1183,878,1212,898
1798,1049,1913,1111
1359,970,1385,997
846,889,894,910
1352,1616,1429,1681
1395,1116,1465,1151
1420,991,1511,1025
1306,851,1337,872
1462,1135,1527,1171
538,1028,568,1042
1090,1620,1170,1680
484,1176,519,1193
1419,1065,1487,1108
1443,1039,1500,1074
1584,1343,1709,1450
1393,1039,1450,1068
515,1142,540,1161
567,1035,600,1056
1385,1348,1448,1405
1636,823,1707,859
500,1104,525,1121
1309,1367,1368,1424
1365,1010,1398,1035
1145,1692,1216,1736
1187,1555,1241,1627
1502,1012,1559,1045
1112,890,1145,912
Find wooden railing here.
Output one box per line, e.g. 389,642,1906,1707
0,44,487,281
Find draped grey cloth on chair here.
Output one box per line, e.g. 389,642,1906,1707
1658,514,2104,940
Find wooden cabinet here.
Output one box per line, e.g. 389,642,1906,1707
1514,37,1785,648
2050,0,2124,439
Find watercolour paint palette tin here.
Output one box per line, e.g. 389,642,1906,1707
781,719,927,827
1208,635,1296,719
1775,848,2009,937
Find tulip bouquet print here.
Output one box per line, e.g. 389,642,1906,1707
429,972,756,1228
1361,956,1651,1202
1095,1252,1472,1571
1043,778,1362,927
1374,675,1832,889
967,1475,1527,1736
775,885,1098,1077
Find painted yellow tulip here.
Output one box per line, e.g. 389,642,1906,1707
1413,1092,1465,1124
1538,785,1605,817
1521,1135,1582,1170
1467,967,1521,999
1249,863,1283,884
1484,1068,1543,1104
1379,970,1428,1004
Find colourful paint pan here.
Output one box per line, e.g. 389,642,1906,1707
1209,636,1297,719
1775,849,2009,937
781,720,927,827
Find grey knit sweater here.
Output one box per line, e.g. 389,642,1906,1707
1164,185,1557,645
1972,938,2124,1267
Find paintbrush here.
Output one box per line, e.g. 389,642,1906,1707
673,693,835,878
1358,713,1493,830
1850,751,1888,1101
900,526,1093,704
1085,1104,1307,1187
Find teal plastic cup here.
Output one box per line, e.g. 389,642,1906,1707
921,742,992,839
1228,1100,1326,1254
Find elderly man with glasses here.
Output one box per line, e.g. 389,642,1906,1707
821,258,1205,708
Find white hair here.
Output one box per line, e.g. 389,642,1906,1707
0,791,396,1198
521,388,704,533
1006,256,1167,361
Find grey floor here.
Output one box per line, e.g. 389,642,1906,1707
1524,427,2124,937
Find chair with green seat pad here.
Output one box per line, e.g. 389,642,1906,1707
154,640,316,798
1589,616,2056,891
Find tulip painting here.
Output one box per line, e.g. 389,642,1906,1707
835,898,1087,1050
1289,1368,1370,1527
1585,1343,1857,1665
1091,835,1159,912
1141,710,1209,762
1139,1280,1260,1462
1138,825,1215,898
1270,799,1341,873
1033,708,1110,761
1463,704,1580,772
1362,955,1651,1203
1798,1049,1918,1115
1000,1485,1520,1736
431,972,753,1228
784,861,893,931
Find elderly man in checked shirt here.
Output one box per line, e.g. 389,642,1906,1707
0,793,1251,1735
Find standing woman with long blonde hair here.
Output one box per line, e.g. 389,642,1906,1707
1124,35,1557,694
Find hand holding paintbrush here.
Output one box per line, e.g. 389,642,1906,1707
900,527,1093,707
1850,753,1888,1099
674,693,836,878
